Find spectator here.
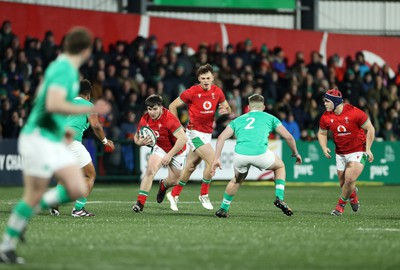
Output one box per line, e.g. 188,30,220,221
0,20,16,55
282,112,301,140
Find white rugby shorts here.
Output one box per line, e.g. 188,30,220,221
186,129,212,151
335,152,367,171
234,148,276,174
152,145,186,170
68,140,92,168
18,132,77,178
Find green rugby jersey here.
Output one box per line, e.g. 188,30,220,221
21,55,79,142
65,97,93,142
228,110,282,155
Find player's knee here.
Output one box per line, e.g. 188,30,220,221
88,170,96,182
345,176,357,184
186,164,197,173
145,167,158,178
68,183,86,199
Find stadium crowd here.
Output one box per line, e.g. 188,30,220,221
1,20,399,142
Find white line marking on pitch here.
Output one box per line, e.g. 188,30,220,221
357,228,400,232
0,200,204,205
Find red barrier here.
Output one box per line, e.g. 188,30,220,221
0,2,140,50
1,2,400,70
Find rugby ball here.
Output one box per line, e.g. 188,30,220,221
140,126,157,147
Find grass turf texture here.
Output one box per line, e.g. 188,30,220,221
1,184,400,270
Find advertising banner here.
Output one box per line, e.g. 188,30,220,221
282,141,400,184
0,139,23,185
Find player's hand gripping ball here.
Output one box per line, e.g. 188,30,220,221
140,126,157,147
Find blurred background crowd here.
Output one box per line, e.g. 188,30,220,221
1,19,399,143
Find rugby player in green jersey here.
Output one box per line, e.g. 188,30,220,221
211,94,302,218
50,79,115,217
0,27,110,264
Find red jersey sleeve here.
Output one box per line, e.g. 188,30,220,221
179,87,193,104
354,107,368,127
165,111,183,134
216,87,226,104
319,113,328,130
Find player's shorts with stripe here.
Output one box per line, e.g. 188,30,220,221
18,132,77,178
336,152,367,171
186,129,212,151
152,145,186,170
68,140,92,168
234,148,276,174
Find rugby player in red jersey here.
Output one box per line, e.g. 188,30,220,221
167,64,231,211
132,95,187,212
318,88,375,216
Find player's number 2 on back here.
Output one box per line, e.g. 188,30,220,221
245,117,255,129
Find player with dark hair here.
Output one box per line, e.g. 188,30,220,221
132,95,187,212
211,94,302,218
0,27,110,264
167,63,231,211
318,88,375,216
50,79,115,217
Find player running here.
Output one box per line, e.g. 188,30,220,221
317,88,375,216
211,94,302,218
50,79,115,217
0,27,110,264
167,64,231,211
132,95,187,212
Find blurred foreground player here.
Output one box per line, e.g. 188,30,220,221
0,27,110,264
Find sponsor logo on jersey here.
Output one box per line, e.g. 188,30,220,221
337,125,351,136
202,101,212,111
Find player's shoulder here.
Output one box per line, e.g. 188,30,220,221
319,111,330,124
73,97,93,106
211,84,223,92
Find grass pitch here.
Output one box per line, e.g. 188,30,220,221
1,183,400,270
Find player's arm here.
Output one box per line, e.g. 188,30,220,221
168,98,185,118
88,113,115,151
218,100,231,115
317,128,331,159
276,125,302,164
46,86,110,115
212,126,234,175
161,127,188,166
361,119,375,162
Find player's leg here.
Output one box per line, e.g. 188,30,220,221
215,170,247,218
162,165,183,210
65,141,95,217
267,153,293,216
161,153,185,210
332,153,365,216
170,149,202,197
342,161,364,208
0,175,49,265
71,162,96,217
331,155,347,216
338,164,360,212
195,143,215,196
132,154,163,212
